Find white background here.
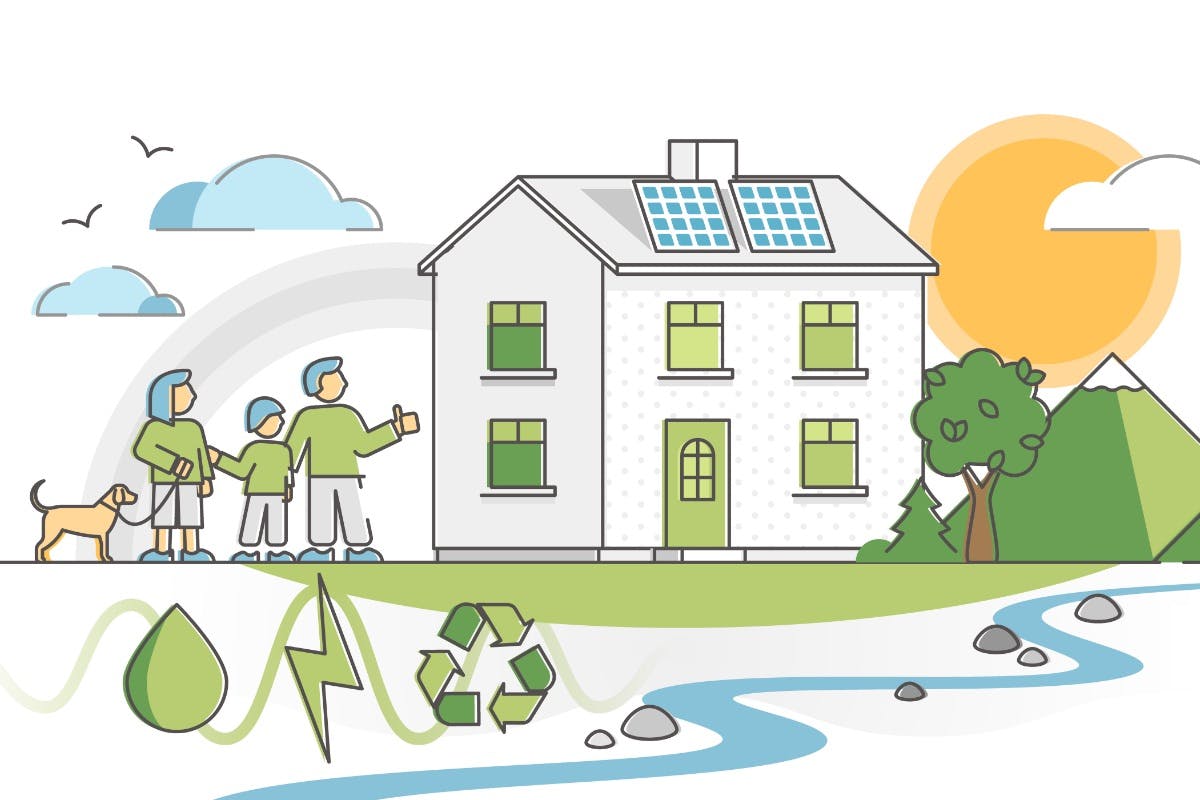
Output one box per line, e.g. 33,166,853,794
2,1,1200,797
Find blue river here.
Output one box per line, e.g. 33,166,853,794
219,582,1200,800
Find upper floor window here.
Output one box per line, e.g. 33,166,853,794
666,301,724,371
801,301,858,371
488,302,546,371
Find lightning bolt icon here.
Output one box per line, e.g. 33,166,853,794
285,574,363,762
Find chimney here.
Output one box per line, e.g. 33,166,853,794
668,139,739,182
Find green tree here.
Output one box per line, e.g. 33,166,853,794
885,477,954,559
912,349,1050,562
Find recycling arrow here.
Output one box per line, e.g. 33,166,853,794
479,603,534,647
488,684,545,733
416,650,463,706
509,644,555,692
439,603,485,650
418,601,553,733
434,692,480,726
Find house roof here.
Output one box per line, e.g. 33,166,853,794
418,174,937,276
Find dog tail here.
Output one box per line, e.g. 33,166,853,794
30,480,49,513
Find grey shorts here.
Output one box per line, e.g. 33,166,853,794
151,483,204,529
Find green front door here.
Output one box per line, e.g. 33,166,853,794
663,419,729,548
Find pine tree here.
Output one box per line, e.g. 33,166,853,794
885,477,955,558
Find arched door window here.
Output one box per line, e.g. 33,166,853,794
680,438,716,501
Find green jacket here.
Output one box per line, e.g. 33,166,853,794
215,441,293,496
285,404,400,478
132,418,213,485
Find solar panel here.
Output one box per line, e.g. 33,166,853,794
634,181,737,252
730,181,833,252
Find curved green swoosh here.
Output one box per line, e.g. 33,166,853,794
0,598,158,713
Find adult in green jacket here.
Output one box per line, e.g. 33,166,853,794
131,369,215,562
286,357,408,562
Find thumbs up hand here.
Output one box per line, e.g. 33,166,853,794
392,405,420,437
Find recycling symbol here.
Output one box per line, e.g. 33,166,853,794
416,602,555,732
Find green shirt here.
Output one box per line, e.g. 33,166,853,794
132,418,214,485
215,441,294,496
285,404,400,478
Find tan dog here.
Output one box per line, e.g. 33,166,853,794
30,480,138,562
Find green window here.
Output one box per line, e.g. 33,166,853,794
666,301,723,370
680,438,716,502
801,419,859,488
487,419,547,488
488,302,546,370
801,302,858,370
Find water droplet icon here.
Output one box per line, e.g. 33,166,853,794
124,604,228,733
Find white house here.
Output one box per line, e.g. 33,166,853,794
418,139,937,562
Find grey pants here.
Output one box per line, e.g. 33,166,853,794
239,495,288,547
307,477,372,547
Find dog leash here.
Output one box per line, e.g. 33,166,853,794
116,480,181,527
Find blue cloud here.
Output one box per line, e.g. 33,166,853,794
34,266,185,317
149,154,382,231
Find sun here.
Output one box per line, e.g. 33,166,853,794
910,115,1180,386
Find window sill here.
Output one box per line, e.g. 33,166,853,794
480,486,558,498
657,368,735,381
792,368,869,381
792,486,869,498
481,368,557,381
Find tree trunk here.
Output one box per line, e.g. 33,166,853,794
962,470,999,563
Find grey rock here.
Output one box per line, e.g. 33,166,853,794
1075,594,1122,623
973,624,1022,654
1017,647,1048,667
585,729,615,750
894,681,927,702
621,705,679,741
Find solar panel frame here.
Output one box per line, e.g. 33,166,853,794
728,179,835,253
633,180,740,254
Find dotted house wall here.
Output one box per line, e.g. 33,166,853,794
603,275,925,550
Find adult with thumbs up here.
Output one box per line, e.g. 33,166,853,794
131,369,216,563
285,357,418,563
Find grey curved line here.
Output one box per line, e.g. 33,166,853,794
84,242,431,560
155,293,186,315
110,264,163,296
33,281,70,316
210,154,383,229
1110,153,1200,183
339,196,384,231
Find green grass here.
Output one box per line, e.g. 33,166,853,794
255,563,1108,628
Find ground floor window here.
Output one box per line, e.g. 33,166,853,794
801,419,859,488
487,419,547,488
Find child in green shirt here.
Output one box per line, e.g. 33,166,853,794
210,397,295,562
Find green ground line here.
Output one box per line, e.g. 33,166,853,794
254,563,1111,628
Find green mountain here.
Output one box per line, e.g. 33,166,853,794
939,355,1200,562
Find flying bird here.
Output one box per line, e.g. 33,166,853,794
131,135,174,158
61,203,103,228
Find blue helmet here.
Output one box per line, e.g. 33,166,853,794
245,396,285,432
303,357,342,396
